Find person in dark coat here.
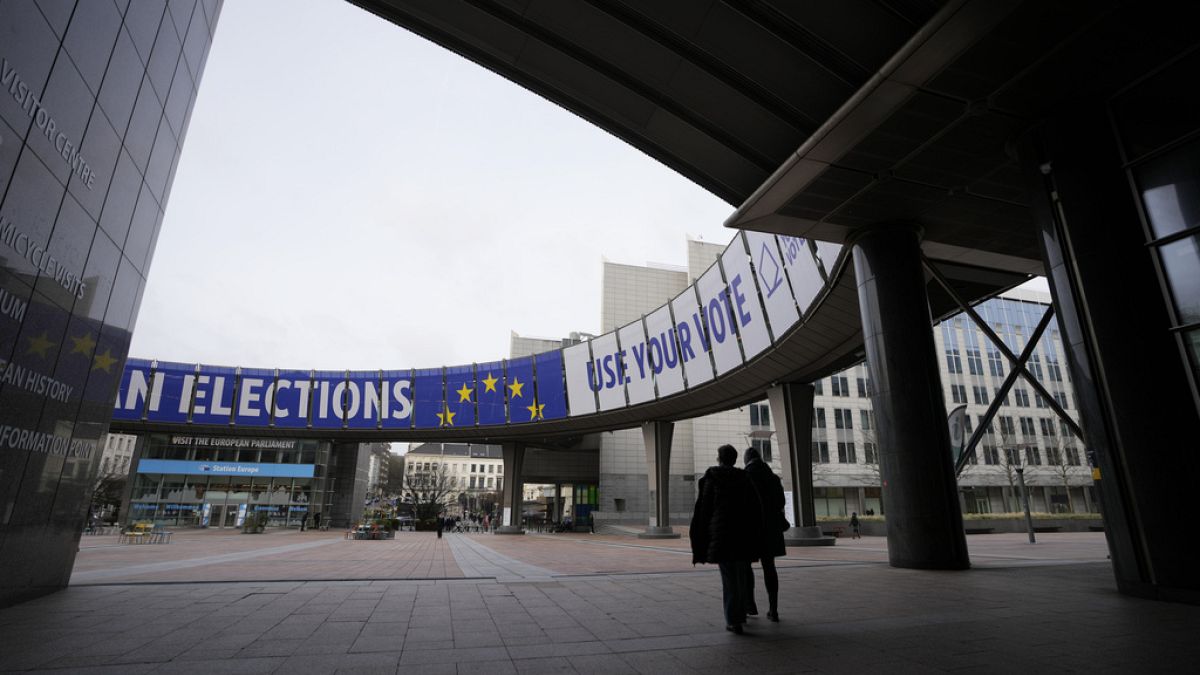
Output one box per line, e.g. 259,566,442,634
743,446,787,621
690,444,762,634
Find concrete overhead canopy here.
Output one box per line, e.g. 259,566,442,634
348,0,1195,276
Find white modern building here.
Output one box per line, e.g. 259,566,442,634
98,433,138,479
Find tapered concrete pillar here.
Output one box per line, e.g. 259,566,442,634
497,443,525,534
639,421,680,539
852,225,969,569
767,383,834,546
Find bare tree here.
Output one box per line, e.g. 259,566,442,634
90,471,126,524
1043,435,1079,513
401,461,456,522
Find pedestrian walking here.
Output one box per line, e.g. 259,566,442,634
850,512,861,539
689,444,762,635
743,446,787,621
436,514,444,539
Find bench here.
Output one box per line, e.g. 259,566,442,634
965,527,995,535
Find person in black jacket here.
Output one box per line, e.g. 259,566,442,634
743,446,787,621
690,444,762,634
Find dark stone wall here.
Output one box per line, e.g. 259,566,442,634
0,0,221,607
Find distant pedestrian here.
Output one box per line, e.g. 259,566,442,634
743,446,786,622
436,515,444,539
689,444,762,635
314,513,322,530
850,512,861,539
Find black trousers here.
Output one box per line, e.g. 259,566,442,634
746,557,779,613
717,561,752,626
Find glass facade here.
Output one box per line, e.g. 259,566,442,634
127,434,329,528
0,0,220,607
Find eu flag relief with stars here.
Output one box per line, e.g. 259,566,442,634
444,364,476,427
505,356,537,424
476,361,506,425
533,350,567,420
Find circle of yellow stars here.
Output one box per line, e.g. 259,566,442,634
22,330,117,372
435,371,545,425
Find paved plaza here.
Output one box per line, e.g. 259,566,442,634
0,530,1196,673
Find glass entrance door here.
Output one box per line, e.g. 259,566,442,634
209,505,224,527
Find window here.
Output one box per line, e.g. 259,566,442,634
1053,391,1070,409
471,464,477,473
860,409,874,431
812,441,829,463
946,348,963,374
1066,447,1081,466
1047,446,1063,465
1035,393,1048,409
951,384,967,404
1047,359,1063,382
1014,389,1030,407
752,438,773,463
749,403,770,427
994,388,1009,406
814,380,823,395
1005,448,1021,465
1060,420,1073,438
864,442,877,464
1029,354,1044,380
988,350,1005,377
834,408,853,430
1020,417,1036,436
469,476,476,488
983,446,1000,465
831,376,849,397
856,378,867,398
487,477,494,488
812,408,826,428
967,348,983,376
963,415,973,434
972,386,989,405
1040,418,1056,437
1025,447,1042,465
837,442,857,463
488,465,494,473
999,416,1015,436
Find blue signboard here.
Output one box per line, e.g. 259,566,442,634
192,364,237,425
476,360,506,425
145,361,194,424
413,368,444,429
506,356,536,424
311,370,346,429
533,351,567,420
137,459,316,478
113,358,153,420
445,364,476,427
379,369,412,429
272,369,312,428
346,370,381,429
234,367,274,427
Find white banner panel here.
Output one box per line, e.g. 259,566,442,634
696,261,744,376
645,304,685,397
814,240,844,278
744,230,799,339
720,237,772,360
670,287,714,388
589,332,628,411
778,235,824,314
562,342,597,416
618,319,655,405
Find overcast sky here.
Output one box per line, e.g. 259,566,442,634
129,0,734,371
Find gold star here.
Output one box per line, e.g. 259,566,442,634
482,372,498,393
92,348,118,373
526,400,544,420
507,377,524,399
456,383,474,403
70,333,97,356
26,331,55,358
436,405,456,427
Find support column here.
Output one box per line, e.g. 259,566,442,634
852,225,969,570
767,383,834,546
638,421,680,539
496,442,525,534
553,483,562,524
